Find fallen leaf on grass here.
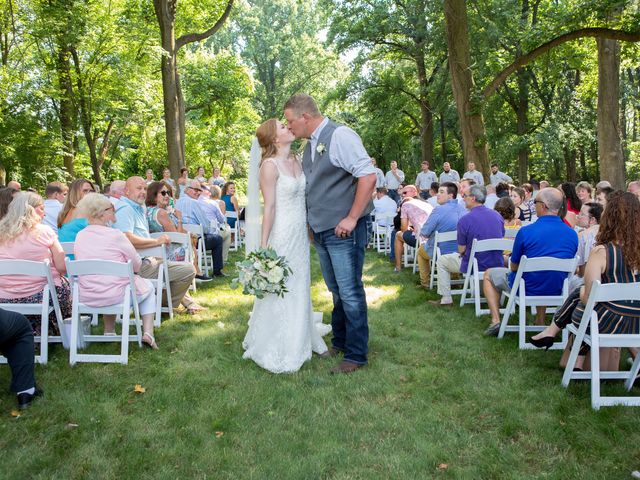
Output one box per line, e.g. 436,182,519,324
134,384,146,393
10,410,21,418
66,423,79,429
215,431,224,438
438,464,449,470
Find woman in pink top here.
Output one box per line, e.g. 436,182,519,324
0,192,71,335
74,193,159,349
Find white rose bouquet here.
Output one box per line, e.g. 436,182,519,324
231,247,292,298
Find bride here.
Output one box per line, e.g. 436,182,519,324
242,118,329,373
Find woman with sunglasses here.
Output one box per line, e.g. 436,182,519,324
145,181,206,314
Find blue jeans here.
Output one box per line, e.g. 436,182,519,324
313,217,369,365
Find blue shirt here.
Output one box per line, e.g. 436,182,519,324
175,195,212,234
509,215,578,295
420,200,467,256
114,197,150,238
198,197,226,230
457,205,505,273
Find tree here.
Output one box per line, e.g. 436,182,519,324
152,0,234,180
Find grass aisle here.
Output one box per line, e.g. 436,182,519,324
2,249,640,479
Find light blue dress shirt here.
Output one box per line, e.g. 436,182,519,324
175,195,212,234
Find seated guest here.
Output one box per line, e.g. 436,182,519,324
74,194,159,349
114,176,198,313
595,185,614,207
457,178,475,206
576,181,593,204
199,184,231,263
0,192,71,335
495,181,510,199
482,188,578,336
530,193,640,366
430,185,504,307
569,201,603,290
560,182,582,228
494,197,521,230
627,180,640,200
175,179,225,277
539,180,550,189
393,185,433,272
58,178,95,242
0,309,41,409
106,180,126,206
426,182,440,208
0,186,19,219
372,187,397,227
221,181,240,229
43,182,67,233
209,184,226,213
510,187,532,222
7,180,21,191
485,184,498,209
417,182,467,289
521,183,536,221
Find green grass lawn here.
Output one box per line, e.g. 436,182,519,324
2,249,640,479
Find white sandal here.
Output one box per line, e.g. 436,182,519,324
142,332,158,350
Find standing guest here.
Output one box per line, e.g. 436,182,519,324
113,176,197,311
43,182,68,233
415,161,438,200
176,179,226,277
483,188,578,336
595,186,614,207
530,192,640,358
430,185,504,307
393,185,433,272
485,184,499,209
209,184,226,213
7,180,21,191
208,167,225,187
0,193,71,335
417,182,467,289
74,193,159,349
463,161,484,186
489,164,512,186
195,166,208,185
627,180,640,200
439,161,460,183
199,184,232,263
57,179,95,243
384,161,405,203
177,167,189,197
0,309,41,409
145,169,154,185
371,158,385,188
576,181,593,204
0,187,19,219
372,187,397,227
560,182,582,228
221,181,240,229
162,168,175,189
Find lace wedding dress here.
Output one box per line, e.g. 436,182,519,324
242,160,329,373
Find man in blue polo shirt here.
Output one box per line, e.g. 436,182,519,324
482,187,578,336
416,182,467,288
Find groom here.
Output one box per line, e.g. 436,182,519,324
284,94,377,374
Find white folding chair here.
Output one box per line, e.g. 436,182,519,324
504,228,520,238
65,258,142,365
151,231,196,292
182,223,211,275
226,211,240,252
0,260,64,365
373,213,395,253
60,242,75,255
497,255,579,349
403,243,416,269
429,230,457,290
137,244,173,327
459,238,514,316
561,281,640,409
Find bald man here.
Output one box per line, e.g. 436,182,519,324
7,180,21,191
482,188,578,336
114,176,196,310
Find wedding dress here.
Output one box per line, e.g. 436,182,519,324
242,159,329,373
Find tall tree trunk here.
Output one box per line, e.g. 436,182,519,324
415,54,434,166
443,0,490,182
516,70,529,183
440,112,446,164
579,146,587,181
597,38,625,189
56,45,76,177
564,146,577,182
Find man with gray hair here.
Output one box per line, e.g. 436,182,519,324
107,180,126,206
482,187,578,336
429,184,504,307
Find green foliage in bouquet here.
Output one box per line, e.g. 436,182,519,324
230,247,293,299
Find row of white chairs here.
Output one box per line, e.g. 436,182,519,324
402,229,640,409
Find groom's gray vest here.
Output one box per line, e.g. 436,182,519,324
302,119,372,233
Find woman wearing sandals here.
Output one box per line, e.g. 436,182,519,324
74,193,159,349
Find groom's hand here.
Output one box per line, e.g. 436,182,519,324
335,216,357,237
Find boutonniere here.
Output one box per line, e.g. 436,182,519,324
316,143,326,156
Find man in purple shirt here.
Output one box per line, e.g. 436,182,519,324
429,185,505,307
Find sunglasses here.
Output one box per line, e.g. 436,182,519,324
189,187,202,192
159,190,170,196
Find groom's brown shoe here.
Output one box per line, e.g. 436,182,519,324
330,361,363,375
319,347,342,359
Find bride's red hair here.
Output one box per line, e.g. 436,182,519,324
256,118,278,163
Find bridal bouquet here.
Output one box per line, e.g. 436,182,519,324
231,247,292,299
